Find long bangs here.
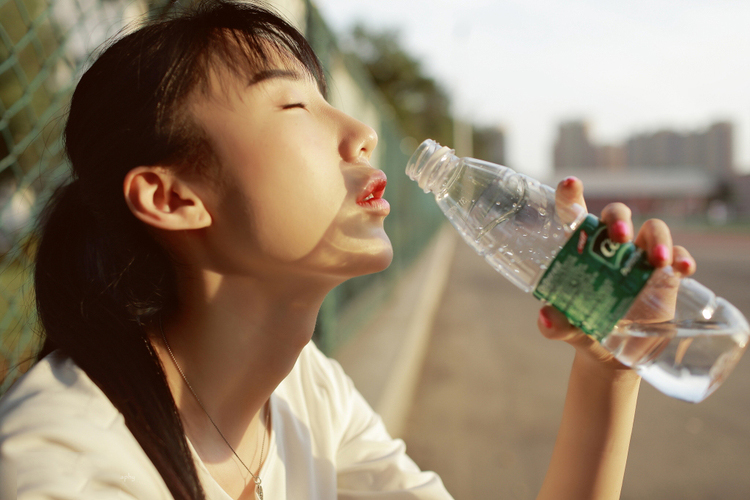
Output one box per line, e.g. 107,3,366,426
166,0,327,104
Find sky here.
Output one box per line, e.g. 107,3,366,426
312,0,750,181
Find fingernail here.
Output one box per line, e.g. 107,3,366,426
675,257,693,272
611,220,629,240
539,309,553,329
563,176,578,188
653,244,669,263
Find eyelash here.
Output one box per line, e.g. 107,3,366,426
282,103,306,109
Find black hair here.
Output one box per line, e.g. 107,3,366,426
33,1,325,498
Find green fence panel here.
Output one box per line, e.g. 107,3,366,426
0,0,173,395
305,2,444,354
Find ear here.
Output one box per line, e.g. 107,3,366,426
123,166,212,230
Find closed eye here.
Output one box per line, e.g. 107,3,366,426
282,103,306,110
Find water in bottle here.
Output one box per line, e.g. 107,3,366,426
406,138,749,402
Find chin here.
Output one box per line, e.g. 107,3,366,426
365,245,394,274
341,237,394,278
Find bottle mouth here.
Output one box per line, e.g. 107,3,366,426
406,139,455,193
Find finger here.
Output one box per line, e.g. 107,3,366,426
600,203,633,243
672,245,696,276
555,176,587,225
634,218,673,267
538,305,577,342
538,305,604,355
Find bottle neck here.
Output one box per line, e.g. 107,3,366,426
406,139,461,194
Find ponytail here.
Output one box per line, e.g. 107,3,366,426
34,179,205,500
31,1,327,498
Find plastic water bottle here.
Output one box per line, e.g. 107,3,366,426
406,139,749,403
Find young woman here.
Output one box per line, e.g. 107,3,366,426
0,1,696,499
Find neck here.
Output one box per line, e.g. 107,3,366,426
152,269,334,454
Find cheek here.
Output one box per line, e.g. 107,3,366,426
237,162,350,262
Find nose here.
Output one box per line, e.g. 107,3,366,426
338,109,378,161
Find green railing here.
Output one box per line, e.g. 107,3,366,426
0,0,443,395
305,3,444,354
0,0,174,395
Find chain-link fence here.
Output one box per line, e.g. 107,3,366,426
0,0,443,395
0,0,176,394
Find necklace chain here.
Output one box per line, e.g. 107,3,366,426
159,319,269,499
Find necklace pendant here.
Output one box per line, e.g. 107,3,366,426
256,483,263,500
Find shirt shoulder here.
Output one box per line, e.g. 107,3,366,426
0,351,120,428
0,351,172,499
274,341,355,442
274,342,453,499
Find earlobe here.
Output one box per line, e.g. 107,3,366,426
123,166,212,230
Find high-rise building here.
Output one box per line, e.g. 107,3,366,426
705,121,733,179
473,126,506,166
593,144,627,171
551,120,736,219
553,121,595,169
557,120,734,174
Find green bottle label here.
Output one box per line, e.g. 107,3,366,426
532,214,654,340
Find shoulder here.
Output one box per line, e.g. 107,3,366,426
277,340,356,417
0,351,119,427
293,340,352,388
271,340,366,458
0,351,171,499
275,341,393,453
276,343,453,498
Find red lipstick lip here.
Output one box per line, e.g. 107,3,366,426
357,171,390,214
357,171,388,203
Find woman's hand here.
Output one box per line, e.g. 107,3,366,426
536,176,697,370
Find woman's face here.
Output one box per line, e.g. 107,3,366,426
188,59,393,284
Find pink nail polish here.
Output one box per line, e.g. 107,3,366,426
676,258,693,271
539,309,553,329
563,176,578,188
653,244,669,263
611,221,629,240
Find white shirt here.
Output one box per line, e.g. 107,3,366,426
0,342,452,499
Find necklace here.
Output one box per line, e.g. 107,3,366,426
159,319,269,500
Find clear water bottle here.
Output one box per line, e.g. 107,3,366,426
406,138,749,403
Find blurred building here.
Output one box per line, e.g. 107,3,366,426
623,121,734,179
733,173,750,217
555,167,720,218
554,121,595,170
704,122,734,179
553,120,737,219
473,125,506,165
555,120,734,175
594,144,627,172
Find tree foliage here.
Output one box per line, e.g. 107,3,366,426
346,25,453,145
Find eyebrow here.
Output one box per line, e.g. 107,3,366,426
248,69,303,86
